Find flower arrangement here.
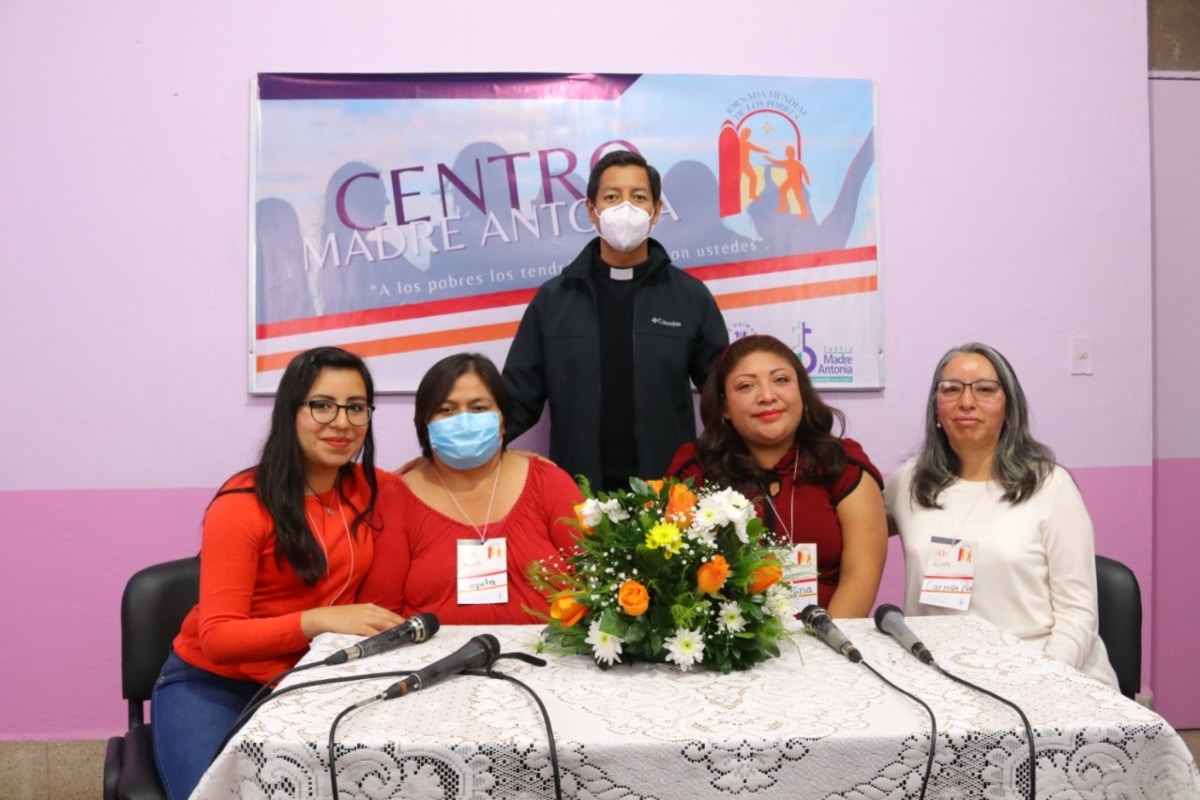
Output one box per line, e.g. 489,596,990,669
528,477,797,673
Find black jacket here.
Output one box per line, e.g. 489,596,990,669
502,238,729,487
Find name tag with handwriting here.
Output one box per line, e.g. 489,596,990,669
919,536,975,611
457,538,508,605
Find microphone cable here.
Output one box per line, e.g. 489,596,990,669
479,661,562,800
858,659,938,800
207,664,415,768
932,663,1035,800
212,614,441,759
324,649,559,800
800,608,936,798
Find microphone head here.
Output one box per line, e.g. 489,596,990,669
473,633,501,668
799,605,826,626
410,613,441,642
874,603,902,631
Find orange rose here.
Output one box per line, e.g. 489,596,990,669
644,479,665,509
748,559,783,593
696,554,731,594
549,592,588,628
665,482,697,527
618,579,650,616
573,501,593,535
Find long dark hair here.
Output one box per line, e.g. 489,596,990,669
413,352,512,460
211,346,379,585
911,342,1055,508
695,334,847,497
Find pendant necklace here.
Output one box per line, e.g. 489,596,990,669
763,453,800,542
951,479,991,537
306,481,335,516
304,491,355,606
433,456,503,542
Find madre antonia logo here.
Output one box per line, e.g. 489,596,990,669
812,344,855,384
792,321,856,384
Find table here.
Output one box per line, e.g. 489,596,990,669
193,616,1200,799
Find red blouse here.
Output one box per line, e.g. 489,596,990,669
358,456,583,625
667,438,882,608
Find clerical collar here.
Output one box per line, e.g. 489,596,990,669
593,252,651,282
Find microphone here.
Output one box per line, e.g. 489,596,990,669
800,605,862,663
381,633,501,700
874,604,934,664
324,613,440,666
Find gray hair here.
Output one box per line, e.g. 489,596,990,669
911,342,1055,508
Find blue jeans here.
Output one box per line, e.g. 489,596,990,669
151,651,262,800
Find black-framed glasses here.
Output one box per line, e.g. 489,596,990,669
936,379,1004,402
305,400,373,426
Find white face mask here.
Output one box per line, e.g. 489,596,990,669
596,202,653,252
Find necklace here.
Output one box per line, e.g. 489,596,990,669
950,479,991,537
304,492,355,606
432,456,503,542
763,452,800,542
305,481,335,516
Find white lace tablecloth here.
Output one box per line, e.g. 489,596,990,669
192,616,1200,799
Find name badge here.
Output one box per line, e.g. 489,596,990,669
457,538,508,605
919,535,975,611
786,543,819,605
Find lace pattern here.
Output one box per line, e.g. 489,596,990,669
193,617,1200,799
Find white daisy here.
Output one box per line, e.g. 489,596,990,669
762,585,793,618
664,628,705,671
695,493,730,528
585,620,624,666
718,601,747,633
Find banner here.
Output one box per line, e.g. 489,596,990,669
250,73,881,392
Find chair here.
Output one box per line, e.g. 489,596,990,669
103,557,200,800
1094,554,1142,700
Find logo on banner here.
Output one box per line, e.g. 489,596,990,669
813,343,855,384
718,90,809,219
792,321,818,374
792,321,856,383
729,321,757,341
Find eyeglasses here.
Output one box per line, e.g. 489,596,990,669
935,379,1004,402
305,400,373,426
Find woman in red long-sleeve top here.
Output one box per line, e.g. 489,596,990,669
151,347,403,800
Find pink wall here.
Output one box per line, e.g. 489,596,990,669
1149,76,1200,727
1,1,1170,737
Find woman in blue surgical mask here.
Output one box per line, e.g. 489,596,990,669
359,353,583,624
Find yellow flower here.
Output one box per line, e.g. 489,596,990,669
645,521,684,557
697,554,731,594
618,579,650,616
550,592,589,627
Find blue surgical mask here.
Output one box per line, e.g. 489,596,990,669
427,411,502,470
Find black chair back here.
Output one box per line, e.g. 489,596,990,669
1095,554,1142,700
105,556,200,800
120,556,200,725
